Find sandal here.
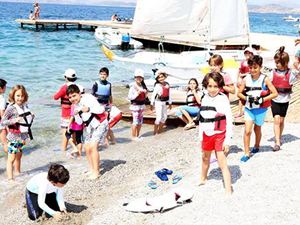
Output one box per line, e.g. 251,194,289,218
155,170,168,181
147,180,158,189
162,168,173,175
172,175,182,184
273,144,281,152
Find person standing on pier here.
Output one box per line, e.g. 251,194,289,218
33,2,41,20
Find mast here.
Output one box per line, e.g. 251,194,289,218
244,0,251,46
207,0,211,51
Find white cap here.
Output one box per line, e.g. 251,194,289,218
64,68,77,78
154,70,168,79
244,47,254,54
134,69,144,78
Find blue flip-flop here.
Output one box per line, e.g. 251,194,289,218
172,175,182,184
162,168,173,175
240,155,250,162
155,170,168,181
147,180,158,189
251,147,260,154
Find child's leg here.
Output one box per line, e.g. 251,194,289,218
61,128,68,151
176,107,189,125
77,143,82,156
200,150,212,185
7,153,16,180
154,101,163,134
136,124,142,137
132,125,137,139
158,123,164,134
14,152,22,175
136,109,143,137
244,120,254,156
45,192,60,215
0,129,8,154
84,142,93,172
108,129,116,144
25,189,43,220
131,110,139,138
279,116,285,143
273,115,281,145
253,124,262,148
181,109,193,124
89,142,100,177
154,124,158,135
216,151,232,195
158,104,167,134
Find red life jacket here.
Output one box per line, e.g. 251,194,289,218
197,105,226,131
79,110,107,128
240,60,249,74
131,91,146,105
242,74,271,109
60,84,72,109
156,82,170,101
272,69,292,93
186,91,200,107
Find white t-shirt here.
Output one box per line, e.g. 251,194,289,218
128,83,147,110
0,94,6,111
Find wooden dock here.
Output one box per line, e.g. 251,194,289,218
14,19,132,31
118,80,300,126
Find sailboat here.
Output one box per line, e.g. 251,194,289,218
101,0,251,83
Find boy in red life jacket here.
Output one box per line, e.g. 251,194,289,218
235,47,254,118
67,84,108,180
269,46,299,151
54,69,79,151
237,55,278,162
197,72,232,195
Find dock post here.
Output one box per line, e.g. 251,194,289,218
64,24,66,29
21,23,23,28
78,24,82,30
35,24,38,31
42,24,45,29
56,24,59,31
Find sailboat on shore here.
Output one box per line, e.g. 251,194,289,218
101,0,251,84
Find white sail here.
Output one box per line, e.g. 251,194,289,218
131,0,249,41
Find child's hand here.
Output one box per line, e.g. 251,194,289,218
143,89,148,94
223,144,230,154
62,209,68,214
53,211,63,221
192,89,197,94
31,113,35,119
67,127,70,133
15,117,23,122
150,105,154,111
168,104,172,110
81,105,89,113
74,110,78,115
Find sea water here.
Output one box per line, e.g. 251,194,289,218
0,2,299,157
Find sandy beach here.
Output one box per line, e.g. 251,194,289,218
0,119,299,225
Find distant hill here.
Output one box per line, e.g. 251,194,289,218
248,4,300,14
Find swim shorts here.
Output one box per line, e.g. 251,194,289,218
8,140,26,154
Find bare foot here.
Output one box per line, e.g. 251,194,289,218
83,170,93,176
197,179,207,186
8,178,14,183
87,173,100,180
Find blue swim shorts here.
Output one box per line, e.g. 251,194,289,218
244,107,268,126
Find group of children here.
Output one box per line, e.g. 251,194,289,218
0,42,300,220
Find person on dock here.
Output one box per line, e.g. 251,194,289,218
294,48,300,72
54,69,83,152
0,79,8,154
237,55,278,162
269,46,299,151
208,54,235,98
150,70,172,135
25,164,69,221
67,84,108,180
176,78,201,130
1,85,34,182
235,47,254,118
29,10,34,20
197,72,232,195
91,67,115,145
33,2,41,20
128,69,148,141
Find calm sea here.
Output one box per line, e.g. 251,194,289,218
0,2,299,153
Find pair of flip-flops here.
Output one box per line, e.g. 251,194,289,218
155,168,173,181
172,175,182,184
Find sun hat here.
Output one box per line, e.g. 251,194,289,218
295,49,300,58
154,70,168,79
64,68,77,78
244,47,254,54
134,69,144,78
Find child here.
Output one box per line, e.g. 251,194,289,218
25,164,69,221
269,46,299,151
65,104,84,158
29,10,34,20
197,72,232,195
150,70,172,135
294,48,300,72
54,68,82,152
128,69,148,140
235,47,254,118
237,55,278,162
176,78,202,130
67,84,108,180
91,67,116,145
0,79,8,154
1,85,34,182
208,54,235,98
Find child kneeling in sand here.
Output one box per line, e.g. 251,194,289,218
198,72,232,195
67,84,108,180
25,164,69,221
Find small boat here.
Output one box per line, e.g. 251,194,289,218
283,16,299,22
94,27,143,50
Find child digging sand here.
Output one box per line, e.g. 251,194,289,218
197,72,232,195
